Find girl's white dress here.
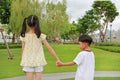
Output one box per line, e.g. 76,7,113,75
20,33,47,67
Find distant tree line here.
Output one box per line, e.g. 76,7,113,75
0,0,119,43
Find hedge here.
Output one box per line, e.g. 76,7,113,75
97,42,120,46
0,43,21,49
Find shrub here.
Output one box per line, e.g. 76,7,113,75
0,43,21,49
95,46,120,53
97,42,120,46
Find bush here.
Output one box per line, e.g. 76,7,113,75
95,46,120,53
0,43,21,49
96,42,120,46
63,42,78,44
94,42,120,53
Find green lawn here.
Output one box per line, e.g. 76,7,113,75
0,44,120,79
61,77,120,80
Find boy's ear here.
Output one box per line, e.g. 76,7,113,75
85,42,90,46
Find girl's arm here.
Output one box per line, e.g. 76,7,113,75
21,42,25,57
57,61,76,66
42,39,60,61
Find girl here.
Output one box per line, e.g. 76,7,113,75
20,15,60,80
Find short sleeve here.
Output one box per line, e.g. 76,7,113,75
20,36,25,42
40,34,46,40
73,52,84,65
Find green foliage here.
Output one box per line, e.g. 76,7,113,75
41,0,69,41
76,1,119,42
92,1,119,42
95,46,120,53
95,42,120,53
61,22,79,41
9,0,69,43
97,42,120,46
1,24,12,34
0,0,11,24
9,0,45,36
92,1,119,23
76,9,99,35
0,43,21,49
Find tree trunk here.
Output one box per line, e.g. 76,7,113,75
100,33,105,42
99,27,105,42
12,33,15,44
0,30,14,59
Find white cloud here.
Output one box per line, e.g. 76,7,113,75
66,0,94,22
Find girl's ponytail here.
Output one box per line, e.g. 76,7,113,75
20,18,27,37
34,16,41,38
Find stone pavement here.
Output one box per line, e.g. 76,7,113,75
1,71,120,80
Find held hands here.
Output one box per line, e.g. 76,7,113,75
56,60,63,67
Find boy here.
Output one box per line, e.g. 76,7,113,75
57,35,95,80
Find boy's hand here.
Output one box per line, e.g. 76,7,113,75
56,59,60,65
56,61,63,67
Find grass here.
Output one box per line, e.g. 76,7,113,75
61,77,120,80
93,47,120,71
0,49,23,78
0,44,120,79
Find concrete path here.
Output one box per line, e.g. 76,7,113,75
1,71,120,80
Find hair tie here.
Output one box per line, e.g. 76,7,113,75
31,16,33,23
26,19,27,24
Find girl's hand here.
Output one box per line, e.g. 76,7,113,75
56,59,60,65
56,60,63,67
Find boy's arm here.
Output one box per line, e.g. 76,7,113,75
57,61,76,66
42,39,60,61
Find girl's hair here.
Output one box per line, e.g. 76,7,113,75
20,15,41,38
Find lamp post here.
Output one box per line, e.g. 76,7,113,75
110,24,112,42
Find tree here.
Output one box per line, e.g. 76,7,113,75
76,1,119,42
76,10,98,36
92,1,119,42
10,0,69,43
0,0,11,24
0,28,13,59
69,23,78,42
61,22,78,42
9,0,45,43
41,0,69,42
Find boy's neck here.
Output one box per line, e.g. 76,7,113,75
83,47,91,51
83,47,91,52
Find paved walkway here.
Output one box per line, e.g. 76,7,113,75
1,71,120,80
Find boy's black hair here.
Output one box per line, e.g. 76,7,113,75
78,35,93,45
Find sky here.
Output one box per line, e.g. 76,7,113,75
66,0,120,31
1,0,119,31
